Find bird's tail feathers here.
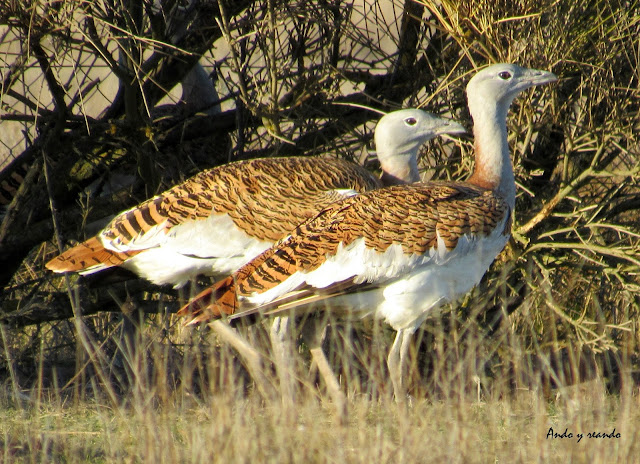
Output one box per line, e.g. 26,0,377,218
177,275,239,324
45,237,138,274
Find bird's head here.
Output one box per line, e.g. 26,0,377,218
375,108,466,159
374,108,466,184
466,63,557,115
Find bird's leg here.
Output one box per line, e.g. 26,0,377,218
303,318,348,425
399,328,414,399
388,330,404,401
269,316,296,410
387,328,414,402
208,320,276,401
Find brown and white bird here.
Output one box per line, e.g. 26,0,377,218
178,64,557,400
46,109,465,287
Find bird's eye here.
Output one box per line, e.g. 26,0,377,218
404,117,417,126
498,71,512,80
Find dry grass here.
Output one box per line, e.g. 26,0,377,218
1,306,639,462
1,320,639,464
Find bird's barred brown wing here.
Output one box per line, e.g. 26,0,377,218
179,182,510,323
101,157,380,249
47,157,380,272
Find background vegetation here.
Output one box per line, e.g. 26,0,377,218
0,0,639,461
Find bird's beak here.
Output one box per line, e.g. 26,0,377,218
435,120,467,136
518,68,558,91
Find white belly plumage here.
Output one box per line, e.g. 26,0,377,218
244,218,509,331
118,214,273,287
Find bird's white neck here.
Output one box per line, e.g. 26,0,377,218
378,153,420,186
467,97,516,210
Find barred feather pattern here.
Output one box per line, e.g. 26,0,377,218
46,157,381,276
0,162,29,205
47,237,141,272
102,157,380,247
179,181,511,321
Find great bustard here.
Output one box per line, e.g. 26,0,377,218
45,109,464,286
178,64,557,403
